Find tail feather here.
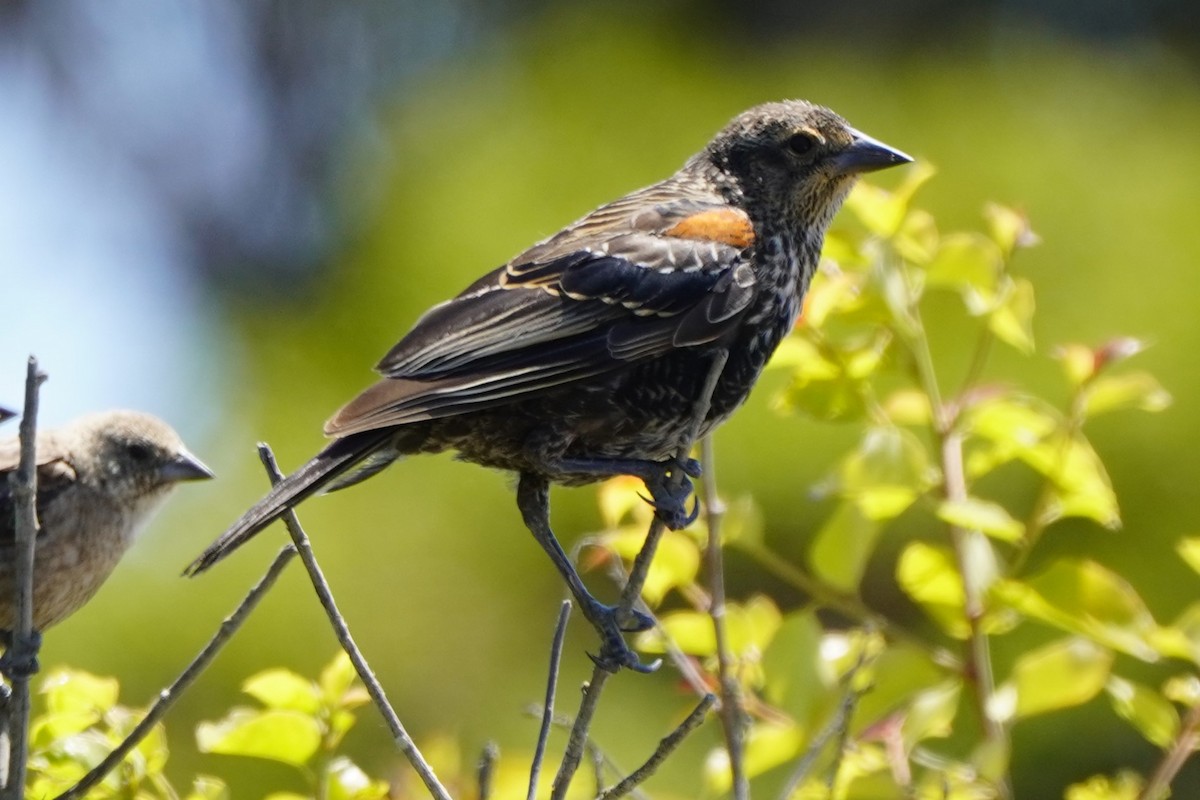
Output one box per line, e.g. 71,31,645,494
184,430,393,576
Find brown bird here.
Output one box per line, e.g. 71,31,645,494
0,410,213,632
187,100,910,670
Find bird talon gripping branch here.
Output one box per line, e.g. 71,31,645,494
187,100,909,668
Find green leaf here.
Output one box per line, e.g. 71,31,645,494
761,610,824,723
893,207,939,264
996,637,1111,720
966,396,1119,529
925,233,1003,302
643,596,781,662
1055,343,1097,388
243,669,321,714
326,756,390,800
1106,676,1179,747
936,497,1025,542
1083,371,1172,417
809,501,883,591
1177,537,1200,575
1065,772,1143,800
988,276,1036,355
896,542,968,638
320,652,359,709
834,426,936,520
196,708,322,766
993,560,1163,661
185,776,230,800
1163,674,1200,708
640,609,714,656
40,669,119,715
902,679,962,747
844,162,935,238
982,202,1038,257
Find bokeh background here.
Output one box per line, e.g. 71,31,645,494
3,1,1200,796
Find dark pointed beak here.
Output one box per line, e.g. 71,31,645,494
0,407,14,425
160,449,215,483
832,129,913,176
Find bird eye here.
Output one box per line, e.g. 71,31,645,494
786,132,817,157
127,443,153,462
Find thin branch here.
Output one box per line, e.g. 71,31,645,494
54,546,297,800
551,349,729,800
700,434,748,800
4,357,47,798
528,601,571,800
589,546,711,698
1139,698,1200,800
596,693,716,800
256,444,451,800
778,642,871,800
478,741,499,800
524,705,650,800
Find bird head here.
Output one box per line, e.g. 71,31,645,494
700,99,911,234
73,411,214,505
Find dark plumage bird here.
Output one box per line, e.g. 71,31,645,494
0,410,213,631
187,100,910,670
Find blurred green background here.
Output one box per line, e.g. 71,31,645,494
4,2,1200,796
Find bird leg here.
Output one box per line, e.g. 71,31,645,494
516,472,657,673
548,456,703,530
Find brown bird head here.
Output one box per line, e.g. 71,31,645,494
71,411,214,506
697,99,911,235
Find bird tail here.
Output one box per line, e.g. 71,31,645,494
183,430,395,576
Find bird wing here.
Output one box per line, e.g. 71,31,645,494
324,191,759,437
0,437,77,545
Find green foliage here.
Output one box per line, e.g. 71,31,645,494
585,170,1193,798
28,668,225,799
197,653,388,799
24,654,388,799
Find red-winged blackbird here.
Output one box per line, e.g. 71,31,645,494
0,411,212,632
187,100,909,670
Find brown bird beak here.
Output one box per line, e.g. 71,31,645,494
160,450,215,483
832,129,912,175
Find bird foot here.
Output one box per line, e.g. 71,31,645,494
0,629,42,680
641,457,703,529
580,600,661,674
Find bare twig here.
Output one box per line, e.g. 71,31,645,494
700,434,748,800
524,705,650,800
778,642,871,799
589,546,711,698
596,694,716,800
551,349,729,800
257,445,451,800
4,357,46,798
478,741,499,800
1139,698,1200,800
528,601,571,800
54,546,297,800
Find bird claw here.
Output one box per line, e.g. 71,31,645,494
639,468,701,530
581,601,660,674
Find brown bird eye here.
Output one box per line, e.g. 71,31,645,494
787,132,817,156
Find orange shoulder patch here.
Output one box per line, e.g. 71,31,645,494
664,208,755,249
